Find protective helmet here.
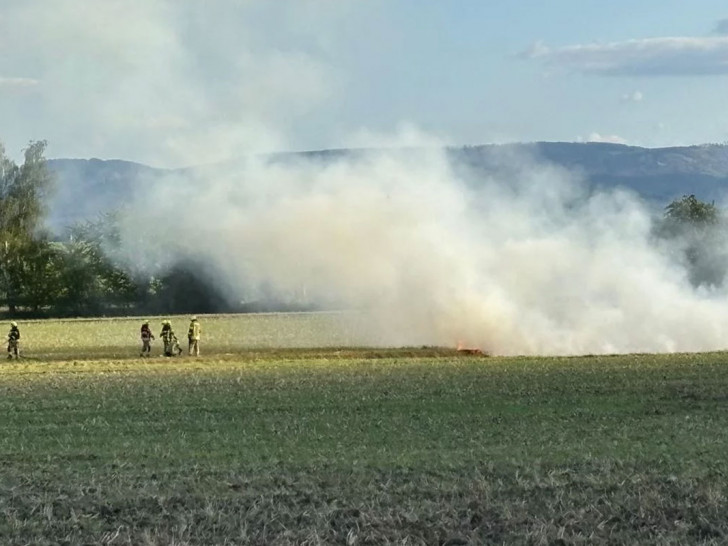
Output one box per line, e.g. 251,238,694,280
191,316,197,321
143,320,149,325
10,321,17,327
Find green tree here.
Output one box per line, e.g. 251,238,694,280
0,141,55,313
658,194,727,287
14,238,64,313
56,216,139,315
663,194,719,232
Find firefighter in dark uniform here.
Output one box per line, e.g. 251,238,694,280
140,320,154,357
160,320,173,356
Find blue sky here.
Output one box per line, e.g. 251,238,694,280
1,0,728,166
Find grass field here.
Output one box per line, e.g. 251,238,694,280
14,312,371,361
2,314,728,544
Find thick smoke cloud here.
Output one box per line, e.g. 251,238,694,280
113,144,728,356
10,1,728,354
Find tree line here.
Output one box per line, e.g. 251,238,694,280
1,140,727,318
0,141,232,318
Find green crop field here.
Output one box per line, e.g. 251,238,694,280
2,314,728,544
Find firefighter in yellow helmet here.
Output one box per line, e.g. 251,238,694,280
188,316,201,356
160,320,173,356
160,320,182,357
7,321,20,360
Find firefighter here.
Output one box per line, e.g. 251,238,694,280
160,320,182,357
140,320,154,357
160,320,173,356
187,316,201,356
7,321,20,360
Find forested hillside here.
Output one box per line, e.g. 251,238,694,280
46,142,728,231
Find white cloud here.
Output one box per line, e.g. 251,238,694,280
519,41,550,59
525,36,728,76
0,77,39,88
621,90,643,102
582,133,628,144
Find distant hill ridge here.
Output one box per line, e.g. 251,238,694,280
46,142,728,231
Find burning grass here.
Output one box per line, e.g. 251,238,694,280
1,332,728,543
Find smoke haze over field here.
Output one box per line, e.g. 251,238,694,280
113,145,728,356
7,1,728,354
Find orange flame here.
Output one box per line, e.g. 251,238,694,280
456,340,484,355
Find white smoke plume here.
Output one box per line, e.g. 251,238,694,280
8,0,728,355
114,142,728,356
